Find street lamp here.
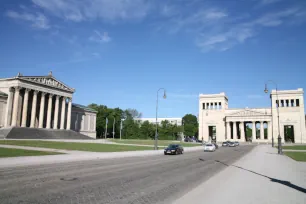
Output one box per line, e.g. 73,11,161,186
264,81,282,154
155,88,167,150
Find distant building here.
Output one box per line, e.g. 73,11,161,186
135,118,182,126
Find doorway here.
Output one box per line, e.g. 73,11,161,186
284,125,295,143
208,126,216,142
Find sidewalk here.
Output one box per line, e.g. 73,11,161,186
0,145,204,168
174,145,306,204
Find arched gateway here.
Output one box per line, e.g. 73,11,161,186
199,89,306,144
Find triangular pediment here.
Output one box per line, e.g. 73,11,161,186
19,76,75,92
228,109,267,117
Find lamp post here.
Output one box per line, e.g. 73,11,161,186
264,81,282,154
155,88,167,150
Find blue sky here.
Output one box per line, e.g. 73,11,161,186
1,0,306,117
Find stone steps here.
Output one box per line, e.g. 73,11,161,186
0,127,93,140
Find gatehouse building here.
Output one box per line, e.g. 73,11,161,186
199,89,306,144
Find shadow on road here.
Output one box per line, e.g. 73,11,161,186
214,160,306,194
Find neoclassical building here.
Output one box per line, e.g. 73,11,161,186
199,89,306,144
0,72,96,138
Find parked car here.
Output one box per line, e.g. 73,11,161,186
234,141,239,146
164,144,184,155
222,142,228,147
204,143,216,152
228,142,236,147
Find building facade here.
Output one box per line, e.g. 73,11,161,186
198,89,306,144
136,118,183,126
0,72,97,138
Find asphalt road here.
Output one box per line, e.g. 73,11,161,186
0,145,254,204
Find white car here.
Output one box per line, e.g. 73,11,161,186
204,144,216,152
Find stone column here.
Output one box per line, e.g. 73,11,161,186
4,87,14,127
46,94,53,129
252,121,256,141
66,98,72,130
233,122,237,140
11,87,21,127
38,92,46,128
268,121,272,141
53,95,60,129
30,90,39,128
226,122,231,140
21,88,31,127
240,122,245,141
60,97,66,130
81,114,85,131
260,121,264,140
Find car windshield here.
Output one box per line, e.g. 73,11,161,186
206,144,213,147
168,145,177,148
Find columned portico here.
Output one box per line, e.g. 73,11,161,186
0,72,97,139
2,73,75,131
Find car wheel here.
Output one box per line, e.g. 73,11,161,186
181,151,184,154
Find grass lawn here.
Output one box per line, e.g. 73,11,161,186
0,140,152,152
284,152,306,162
282,146,306,150
0,147,61,158
109,139,201,147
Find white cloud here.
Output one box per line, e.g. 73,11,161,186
31,0,151,22
6,10,50,29
89,30,111,43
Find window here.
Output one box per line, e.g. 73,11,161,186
276,100,279,107
296,99,300,107
211,103,213,109
207,103,209,109
281,100,284,107
202,103,205,109
291,99,295,107
219,102,222,109
285,100,289,107
215,102,218,109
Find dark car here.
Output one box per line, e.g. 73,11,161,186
164,144,184,155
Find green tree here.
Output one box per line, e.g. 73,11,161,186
182,114,198,137
140,121,155,139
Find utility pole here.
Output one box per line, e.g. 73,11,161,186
120,119,123,140
112,118,116,139
105,117,108,139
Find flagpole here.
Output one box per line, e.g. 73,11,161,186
112,118,115,139
105,117,108,139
